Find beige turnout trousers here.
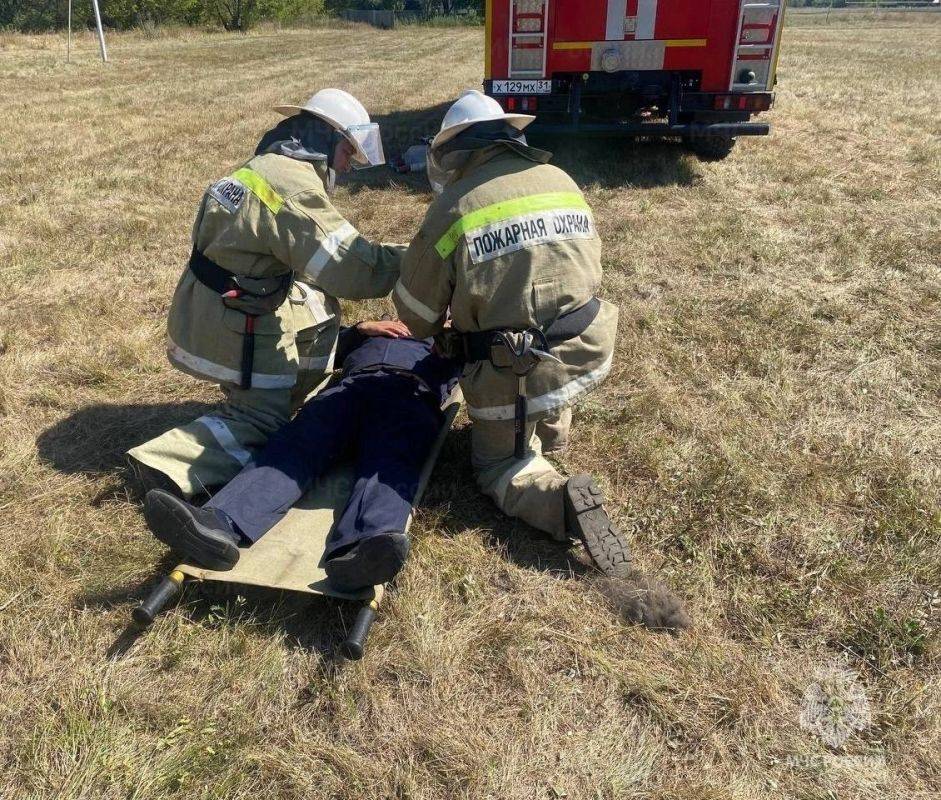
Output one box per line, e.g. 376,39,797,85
128,385,303,498
536,406,572,454
471,408,573,541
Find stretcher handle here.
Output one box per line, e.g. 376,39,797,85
132,570,184,628
341,586,384,660
341,603,377,660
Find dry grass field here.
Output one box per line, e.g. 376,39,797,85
1,9,940,800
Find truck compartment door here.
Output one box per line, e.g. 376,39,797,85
648,0,712,40
509,0,550,78
730,1,785,91
550,1,713,42
550,0,605,43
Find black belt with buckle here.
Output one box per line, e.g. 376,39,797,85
460,296,601,364
188,247,293,390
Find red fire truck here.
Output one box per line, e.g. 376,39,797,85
484,1,785,159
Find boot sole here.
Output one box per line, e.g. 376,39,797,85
566,476,632,578
325,532,410,592
144,491,240,571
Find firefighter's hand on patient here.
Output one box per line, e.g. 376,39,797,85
356,319,412,339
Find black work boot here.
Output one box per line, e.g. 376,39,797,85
126,455,185,501
144,490,242,571
324,532,410,592
564,474,632,578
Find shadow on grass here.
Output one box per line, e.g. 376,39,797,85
101,595,358,665
340,101,448,196
342,100,700,194
533,134,701,190
374,101,451,156
424,424,590,579
36,401,215,478
88,560,361,663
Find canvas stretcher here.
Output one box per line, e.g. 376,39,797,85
132,387,463,660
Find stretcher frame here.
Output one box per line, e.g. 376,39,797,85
132,387,462,660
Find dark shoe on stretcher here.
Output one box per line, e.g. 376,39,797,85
144,490,242,571
565,474,633,579
324,532,410,593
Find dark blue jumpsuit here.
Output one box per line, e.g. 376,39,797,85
205,328,461,558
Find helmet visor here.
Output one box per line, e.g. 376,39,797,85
347,123,385,168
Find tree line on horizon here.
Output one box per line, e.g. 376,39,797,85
1,0,485,33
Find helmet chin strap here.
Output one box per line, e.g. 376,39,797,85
324,129,346,193
327,129,341,172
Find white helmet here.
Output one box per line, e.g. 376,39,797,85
274,88,385,167
430,89,534,151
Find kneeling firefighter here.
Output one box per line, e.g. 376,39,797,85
128,89,405,499
393,90,630,576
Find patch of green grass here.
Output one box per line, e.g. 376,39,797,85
839,607,934,672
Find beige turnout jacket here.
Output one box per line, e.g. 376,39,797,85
393,147,618,421
167,152,404,390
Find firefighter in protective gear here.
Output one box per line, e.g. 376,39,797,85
393,90,630,577
127,89,405,499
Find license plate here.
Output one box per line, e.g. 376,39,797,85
491,80,552,95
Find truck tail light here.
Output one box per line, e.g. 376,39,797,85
713,93,772,112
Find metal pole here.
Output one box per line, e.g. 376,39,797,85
67,0,72,63
91,0,109,63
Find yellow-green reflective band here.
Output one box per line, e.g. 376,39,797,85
231,167,285,215
435,192,590,259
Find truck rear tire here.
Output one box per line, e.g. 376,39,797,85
684,135,736,161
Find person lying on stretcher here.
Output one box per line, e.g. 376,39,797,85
143,319,463,592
